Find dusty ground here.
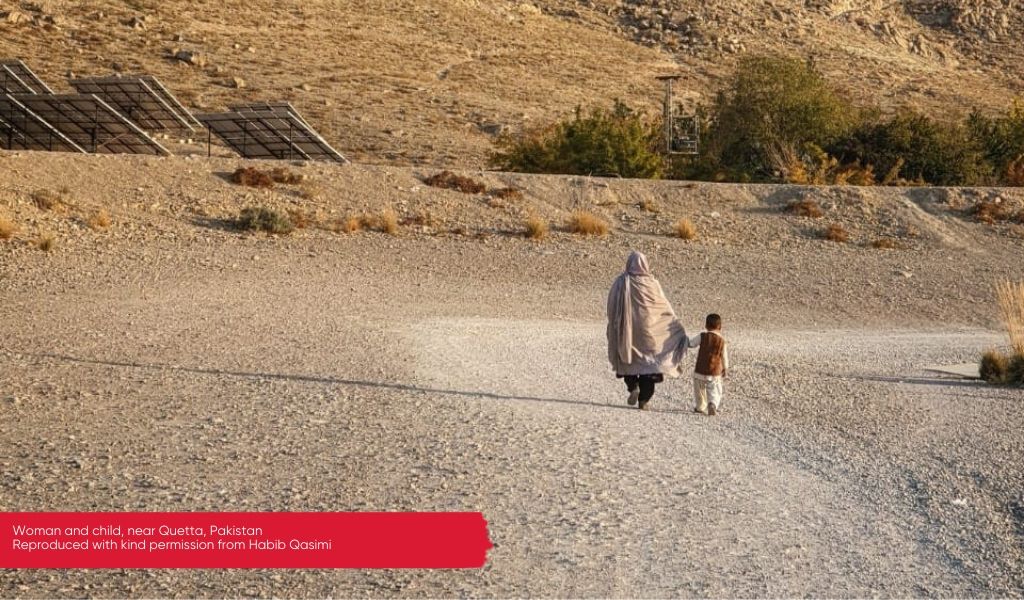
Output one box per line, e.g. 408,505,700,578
2,152,1024,596
1,0,1022,167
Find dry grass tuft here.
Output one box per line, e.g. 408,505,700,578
996,280,1024,356
524,215,548,240
298,183,323,200
980,349,1009,383
36,231,56,252
269,167,304,185
424,170,486,194
287,209,313,230
823,223,849,243
639,198,660,213
786,198,823,218
0,215,18,240
31,188,68,211
491,187,523,202
231,167,274,188
87,209,112,230
401,211,438,228
380,208,399,235
870,238,901,250
566,210,609,236
674,218,697,240
326,215,363,234
342,216,363,233
969,200,1015,225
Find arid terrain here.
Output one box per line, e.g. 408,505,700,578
1,0,1023,167
2,151,1024,596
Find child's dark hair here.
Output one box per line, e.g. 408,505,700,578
706,313,722,330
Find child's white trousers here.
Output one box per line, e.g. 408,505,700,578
693,375,724,412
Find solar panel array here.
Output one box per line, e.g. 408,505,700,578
10,94,170,155
0,59,54,94
0,93,86,153
229,101,312,127
0,59,348,162
70,75,198,132
197,104,346,163
140,75,202,129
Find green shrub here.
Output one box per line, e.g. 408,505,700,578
491,101,664,178
967,100,1024,185
830,111,991,186
980,350,1009,383
238,206,294,234
699,54,858,182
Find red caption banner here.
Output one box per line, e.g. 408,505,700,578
0,512,492,569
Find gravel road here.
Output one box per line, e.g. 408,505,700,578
2,229,1023,597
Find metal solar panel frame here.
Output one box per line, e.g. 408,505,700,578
69,76,195,132
197,109,346,163
228,101,311,128
138,75,202,129
11,93,170,155
0,59,54,94
0,93,86,153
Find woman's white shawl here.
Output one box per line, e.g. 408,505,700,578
606,251,689,377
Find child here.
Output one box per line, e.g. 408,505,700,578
687,313,729,416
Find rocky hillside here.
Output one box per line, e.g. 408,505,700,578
0,0,1021,168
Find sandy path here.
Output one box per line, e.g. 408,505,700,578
3,254,1022,597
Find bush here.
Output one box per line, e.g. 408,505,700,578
231,167,274,188
238,207,294,234
0,215,17,239
823,223,849,243
831,111,991,186
492,100,664,179
700,55,858,182
524,216,548,240
1009,354,1024,385
967,100,1024,185
566,210,609,236
424,171,486,194
980,350,1009,383
674,218,697,240
786,198,823,218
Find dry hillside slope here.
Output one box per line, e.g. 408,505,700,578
1,0,1022,168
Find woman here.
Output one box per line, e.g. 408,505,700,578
607,251,689,410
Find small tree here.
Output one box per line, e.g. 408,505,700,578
491,101,664,178
700,54,858,181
